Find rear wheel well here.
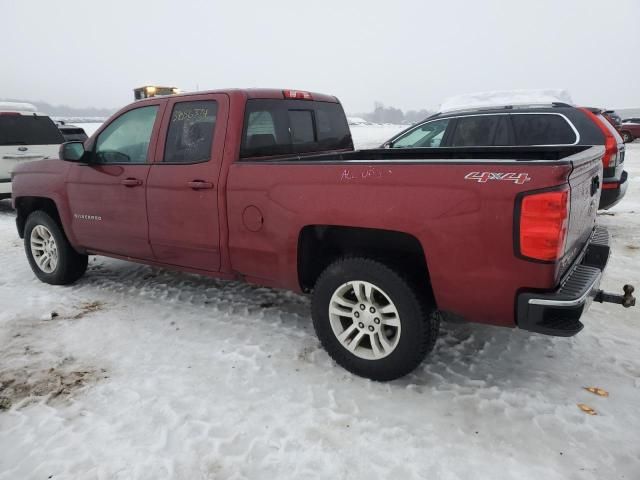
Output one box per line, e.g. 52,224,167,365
298,225,435,304
15,197,62,239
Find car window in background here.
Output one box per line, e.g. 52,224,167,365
451,115,499,146
164,100,217,163
511,114,577,145
493,116,511,145
95,106,158,164
392,119,450,148
0,115,64,146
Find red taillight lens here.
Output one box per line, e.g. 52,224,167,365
579,107,618,167
519,190,569,261
283,89,313,100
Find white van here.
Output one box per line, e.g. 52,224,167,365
0,102,64,199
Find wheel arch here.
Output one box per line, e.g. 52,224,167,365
297,225,436,306
15,196,63,239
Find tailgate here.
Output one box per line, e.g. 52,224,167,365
561,146,604,272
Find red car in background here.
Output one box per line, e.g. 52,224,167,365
619,119,640,143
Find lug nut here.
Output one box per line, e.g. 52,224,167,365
369,307,375,313
360,304,366,310
374,318,380,324
368,326,374,332
358,322,365,328
354,311,360,318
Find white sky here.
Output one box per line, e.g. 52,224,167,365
2,0,639,113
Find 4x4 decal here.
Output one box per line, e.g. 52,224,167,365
464,172,532,184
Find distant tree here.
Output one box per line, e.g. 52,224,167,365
358,102,434,125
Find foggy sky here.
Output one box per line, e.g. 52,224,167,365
2,0,639,113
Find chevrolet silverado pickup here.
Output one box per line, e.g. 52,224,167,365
10,89,635,381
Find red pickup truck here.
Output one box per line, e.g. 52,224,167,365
10,89,635,381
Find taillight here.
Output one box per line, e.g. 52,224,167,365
283,90,313,100
579,107,618,167
519,189,569,261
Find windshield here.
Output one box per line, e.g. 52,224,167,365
0,115,64,146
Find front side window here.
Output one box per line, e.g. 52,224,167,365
511,114,577,145
164,101,217,163
95,106,158,164
392,119,450,148
451,115,500,147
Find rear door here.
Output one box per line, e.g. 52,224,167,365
65,102,165,259
146,93,229,271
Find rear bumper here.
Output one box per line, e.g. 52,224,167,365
516,226,610,336
599,170,628,210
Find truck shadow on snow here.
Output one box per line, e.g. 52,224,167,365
0,199,14,216
75,258,568,390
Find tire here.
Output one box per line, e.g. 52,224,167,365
622,131,633,143
24,211,88,285
311,257,439,381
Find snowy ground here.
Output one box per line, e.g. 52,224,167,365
0,134,638,480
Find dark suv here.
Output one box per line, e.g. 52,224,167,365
383,104,627,209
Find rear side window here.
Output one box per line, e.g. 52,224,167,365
164,100,218,163
511,114,577,145
0,115,64,146
240,99,352,158
451,115,500,146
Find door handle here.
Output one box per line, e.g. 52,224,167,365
591,175,600,196
188,180,214,190
121,178,143,187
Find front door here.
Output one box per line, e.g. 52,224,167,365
146,94,228,271
66,102,164,259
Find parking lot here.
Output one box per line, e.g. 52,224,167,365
0,131,638,479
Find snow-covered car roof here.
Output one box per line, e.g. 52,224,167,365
0,101,39,113
439,89,574,114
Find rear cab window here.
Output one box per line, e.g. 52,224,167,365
0,115,63,146
240,99,352,159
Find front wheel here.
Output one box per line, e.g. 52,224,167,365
24,211,88,285
312,257,439,381
622,131,634,143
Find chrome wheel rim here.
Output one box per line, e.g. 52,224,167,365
30,225,58,273
329,280,401,360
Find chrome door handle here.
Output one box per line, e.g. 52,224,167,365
121,178,143,187
188,180,214,190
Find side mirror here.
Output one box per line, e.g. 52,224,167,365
382,141,393,149
60,141,86,162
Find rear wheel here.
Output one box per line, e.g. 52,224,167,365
312,257,439,381
622,131,634,143
24,211,88,285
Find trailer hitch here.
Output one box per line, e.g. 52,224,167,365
594,284,636,308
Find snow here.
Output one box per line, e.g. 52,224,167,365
0,132,639,480
439,89,574,113
0,101,38,113
350,123,405,149
346,116,370,126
